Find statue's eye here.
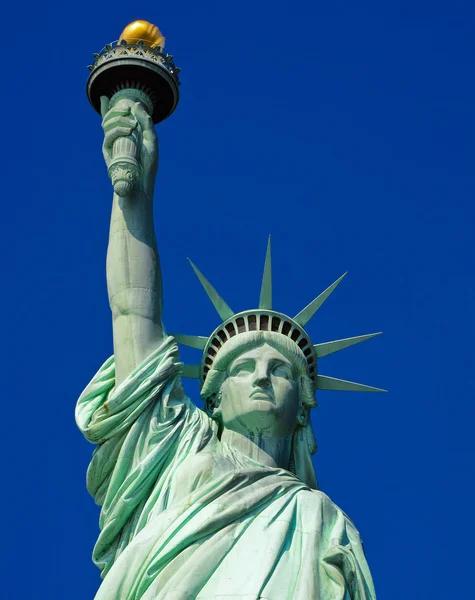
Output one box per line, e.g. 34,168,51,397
230,362,254,376
272,364,293,379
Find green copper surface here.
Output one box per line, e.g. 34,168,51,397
259,235,273,310
188,258,235,321
293,272,348,326
316,374,386,393
314,332,382,358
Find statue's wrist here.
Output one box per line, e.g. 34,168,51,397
139,174,155,200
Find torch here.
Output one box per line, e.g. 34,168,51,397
86,20,180,195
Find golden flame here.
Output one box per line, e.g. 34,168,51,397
119,20,165,49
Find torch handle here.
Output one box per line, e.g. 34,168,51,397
107,89,154,196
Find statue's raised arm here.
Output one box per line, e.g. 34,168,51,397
101,95,164,385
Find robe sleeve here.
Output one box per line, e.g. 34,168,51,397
75,335,213,577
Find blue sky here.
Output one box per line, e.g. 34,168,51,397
3,1,474,598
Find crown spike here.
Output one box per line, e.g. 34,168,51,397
181,364,201,379
314,332,382,359
316,374,386,393
293,272,347,327
259,235,272,310
173,334,208,350
188,259,234,321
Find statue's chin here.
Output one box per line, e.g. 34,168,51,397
222,408,295,439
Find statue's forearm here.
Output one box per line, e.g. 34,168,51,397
107,187,164,385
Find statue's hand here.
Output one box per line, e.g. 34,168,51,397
100,95,158,195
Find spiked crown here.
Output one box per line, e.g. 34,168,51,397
174,238,384,394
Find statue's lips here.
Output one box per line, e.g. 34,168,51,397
250,390,274,402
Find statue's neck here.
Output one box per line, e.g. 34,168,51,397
221,428,292,470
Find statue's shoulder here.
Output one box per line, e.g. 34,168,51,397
297,488,357,529
310,489,337,505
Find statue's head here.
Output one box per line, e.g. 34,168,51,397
215,341,302,438
202,331,316,433
174,239,384,489
200,331,318,487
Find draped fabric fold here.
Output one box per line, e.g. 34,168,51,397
76,336,376,599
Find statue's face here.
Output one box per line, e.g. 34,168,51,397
219,344,300,438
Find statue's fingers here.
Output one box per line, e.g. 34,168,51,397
103,126,135,148
102,115,137,133
132,102,154,135
101,107,132,129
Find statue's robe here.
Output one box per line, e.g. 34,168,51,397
76,336,376,600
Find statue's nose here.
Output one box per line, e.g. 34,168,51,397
253,376,271,389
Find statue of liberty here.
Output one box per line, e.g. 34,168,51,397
77,20,381,600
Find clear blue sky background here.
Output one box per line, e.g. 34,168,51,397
3,1,474,598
